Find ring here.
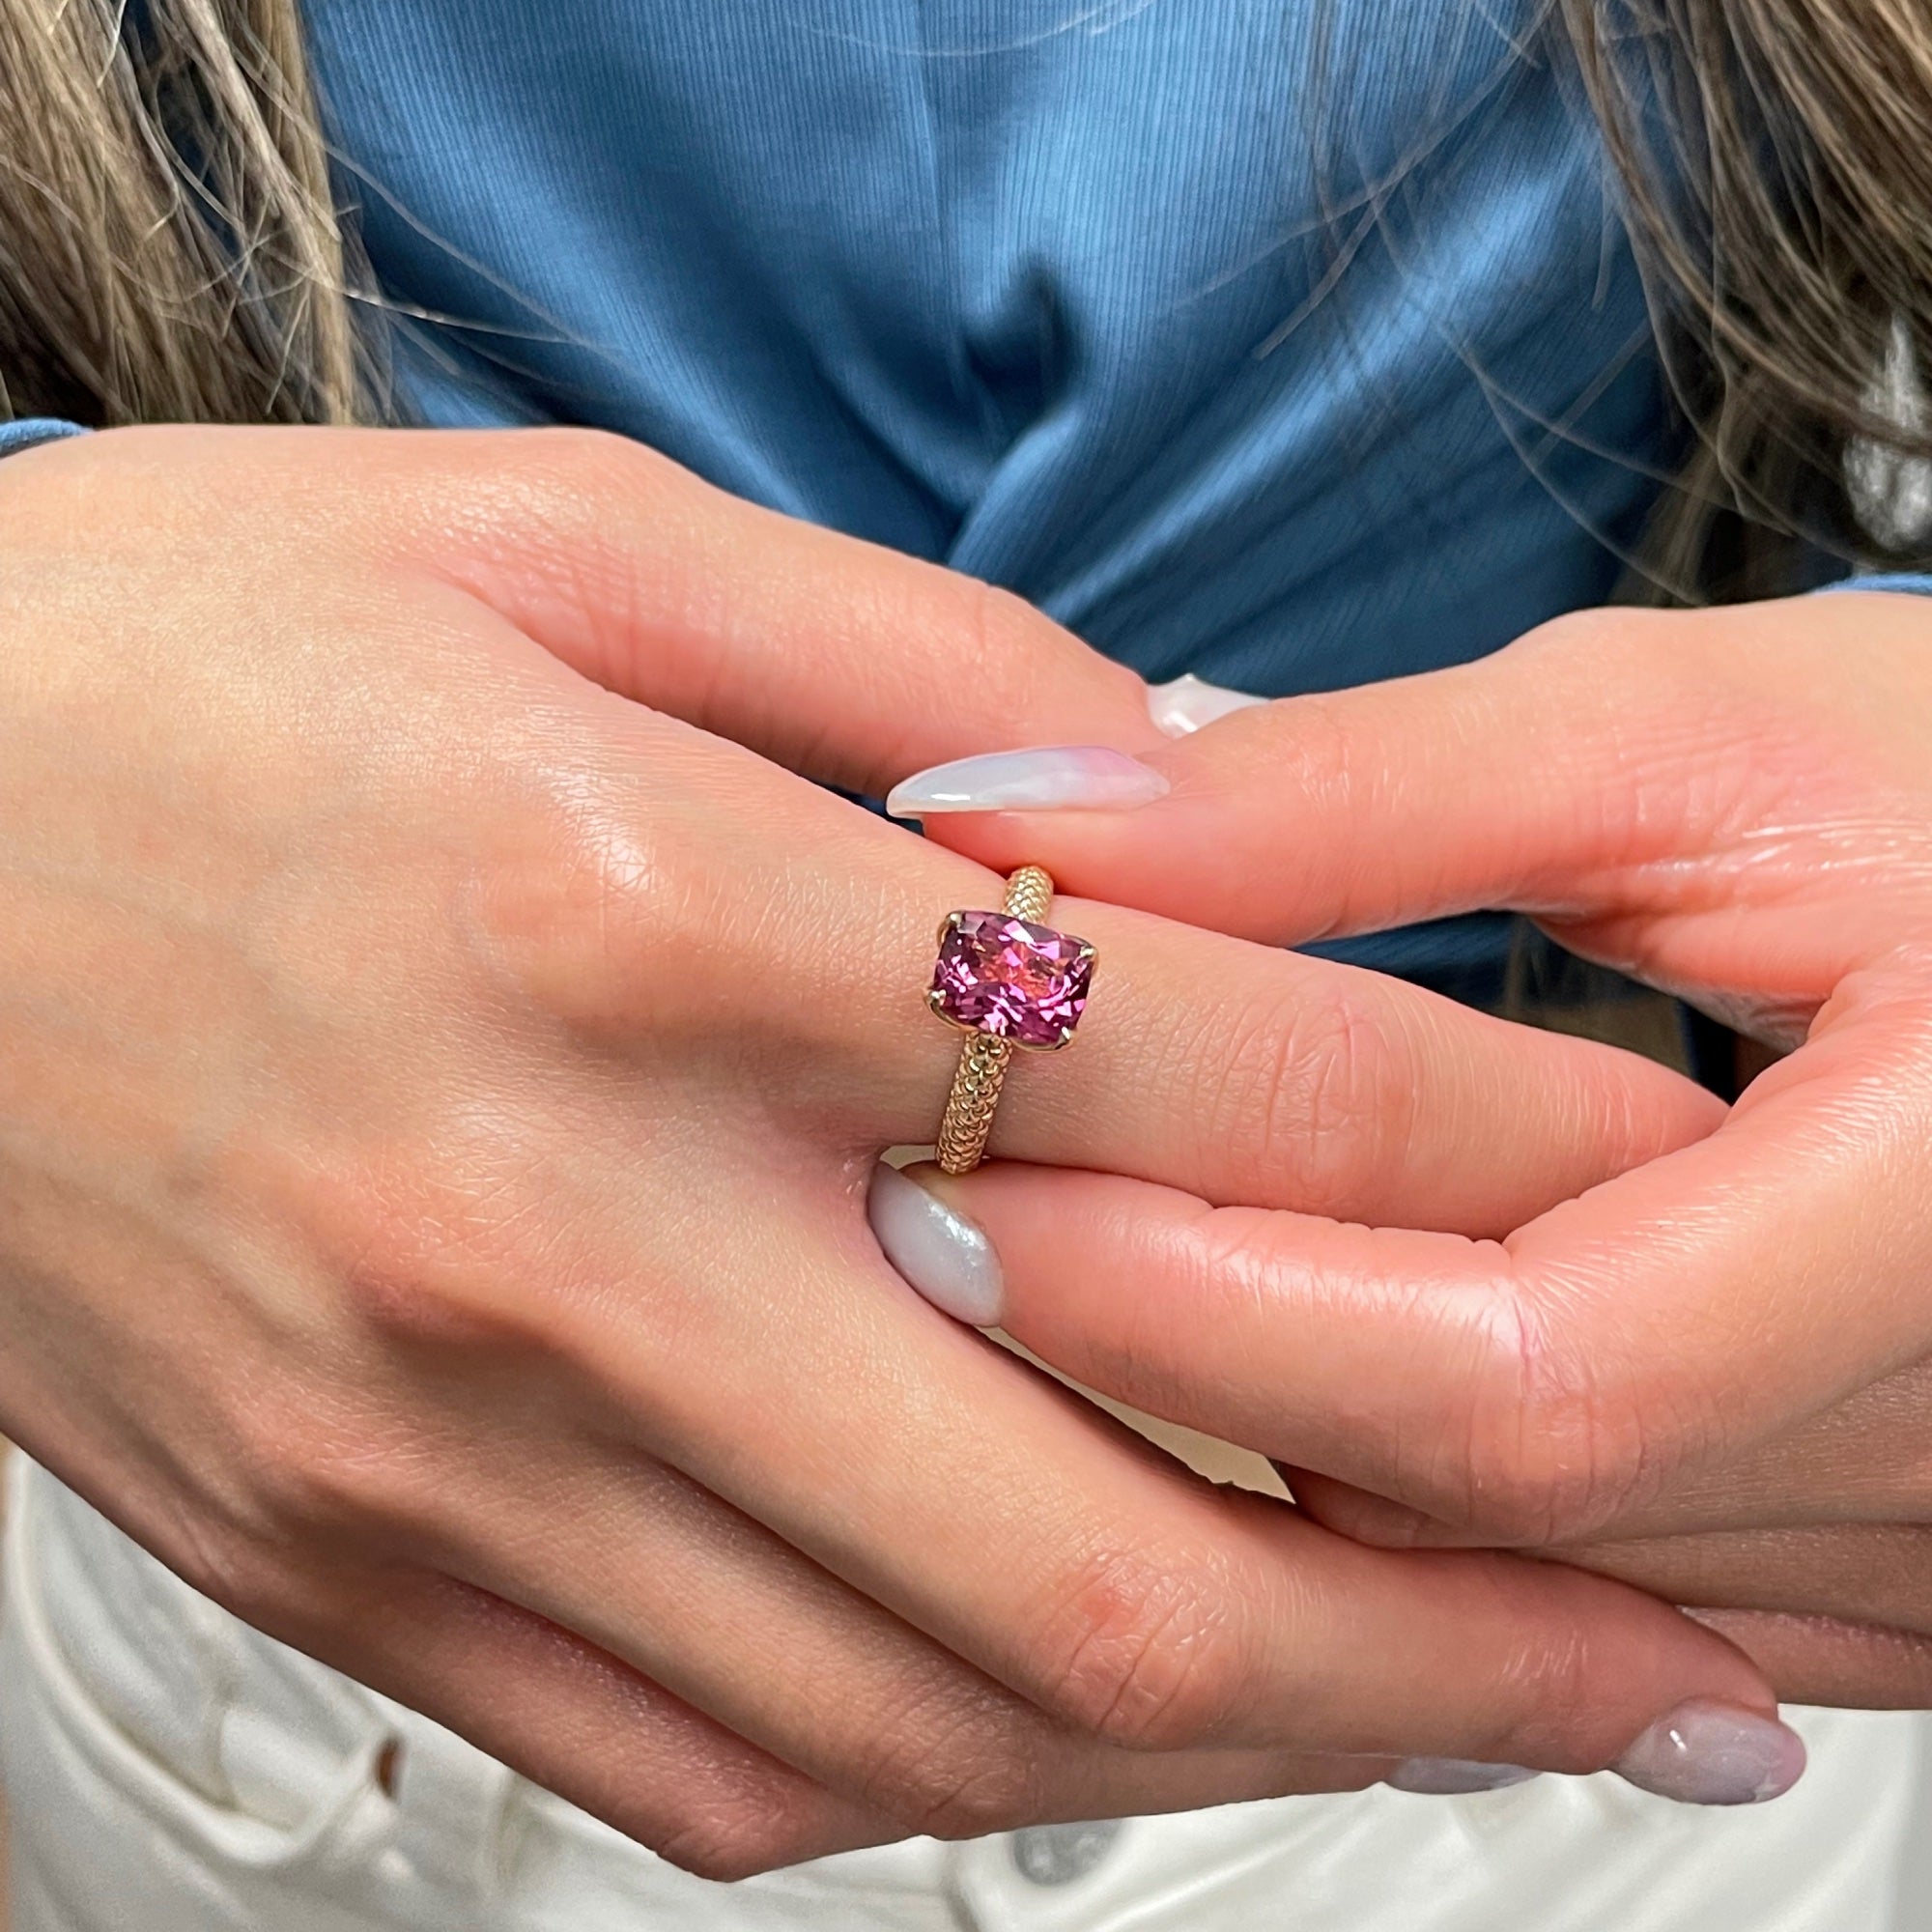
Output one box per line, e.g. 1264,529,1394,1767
927,865,1097,1175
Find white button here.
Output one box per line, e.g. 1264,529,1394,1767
1009,1820,1124,1887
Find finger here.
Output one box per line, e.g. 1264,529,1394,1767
898,595,1924,1010
1450,1515,1932,1708
947,895,1724,1237
389,1097,1789,1780
894,606,1703,944
1560,1524,1932,1639
166,423,1165,796
909,964,1932,1547
902,1155,1530,1495
1640,1358,1932,1532
411,1425,1388,1833
1684,1610,1932,1710
1278,1509,1932,1706
1292,1356,1932,1546
565,1203,1783,1780
1631,1359,1932,1533
532,725,1724,1239
264,1559,904,1880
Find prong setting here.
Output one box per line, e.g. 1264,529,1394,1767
927,908,1096,1047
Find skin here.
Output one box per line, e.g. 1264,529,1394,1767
916,589,1932,1711
0,425,1783,1875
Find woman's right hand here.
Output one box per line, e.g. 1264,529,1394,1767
0,426,1794,1874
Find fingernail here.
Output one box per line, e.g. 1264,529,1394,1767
1147,673,1268,736
885,746,1169,818
1386,1758,1540,1796
1613,1701,1806,1806
866,1164,1004,1326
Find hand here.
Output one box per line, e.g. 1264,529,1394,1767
898,587,1932,1714
0,426,1782,1873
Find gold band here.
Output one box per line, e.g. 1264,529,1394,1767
935,866,1053,1175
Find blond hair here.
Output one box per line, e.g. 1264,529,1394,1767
0,0,361,425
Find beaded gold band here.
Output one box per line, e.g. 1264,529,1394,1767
926,866,1096,1177
936,1030,1016,1177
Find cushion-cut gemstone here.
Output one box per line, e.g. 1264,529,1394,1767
930,910,1094,1048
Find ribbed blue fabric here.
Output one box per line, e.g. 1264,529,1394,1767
0,419,85,458
309,0,1670,714
1831,572,1932,597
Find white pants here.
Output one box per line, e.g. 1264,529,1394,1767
5,1455,1932,1932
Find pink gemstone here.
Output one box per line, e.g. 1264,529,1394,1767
930,910,1095,1048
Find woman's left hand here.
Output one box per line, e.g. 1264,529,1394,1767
891,586,1932,1709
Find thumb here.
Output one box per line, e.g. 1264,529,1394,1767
390,427,1163,792
887,603,1781,950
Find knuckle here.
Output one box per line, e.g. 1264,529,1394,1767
1260,686,1353,802
966,577,1050,658
1490,1601,1602,1750
482,429,689,621
962,579,1080,699
882,575,1064,764
1513,603,1631,664
893,1754,1040,1841
511,425,671,521
230,1391,393,1535
1451,1293,1651,1546
304,1133,567,1352
646,1801,815,1884
1511,604,1688,696
208,1349,466,1556
469,785,712,1044
857,1694,1044,1838
940,577,1148,750
1193,980,1406,1213
1037,1547,1251,1750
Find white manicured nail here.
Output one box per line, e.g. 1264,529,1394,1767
1147,673,1268,736
866,1164,1004,1326
885,747,1168,818
1386,1758,1539,1795
1613,1702,1806,1806
1391,1770,1538,1793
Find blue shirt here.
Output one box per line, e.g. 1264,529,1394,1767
308,0,1668,699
